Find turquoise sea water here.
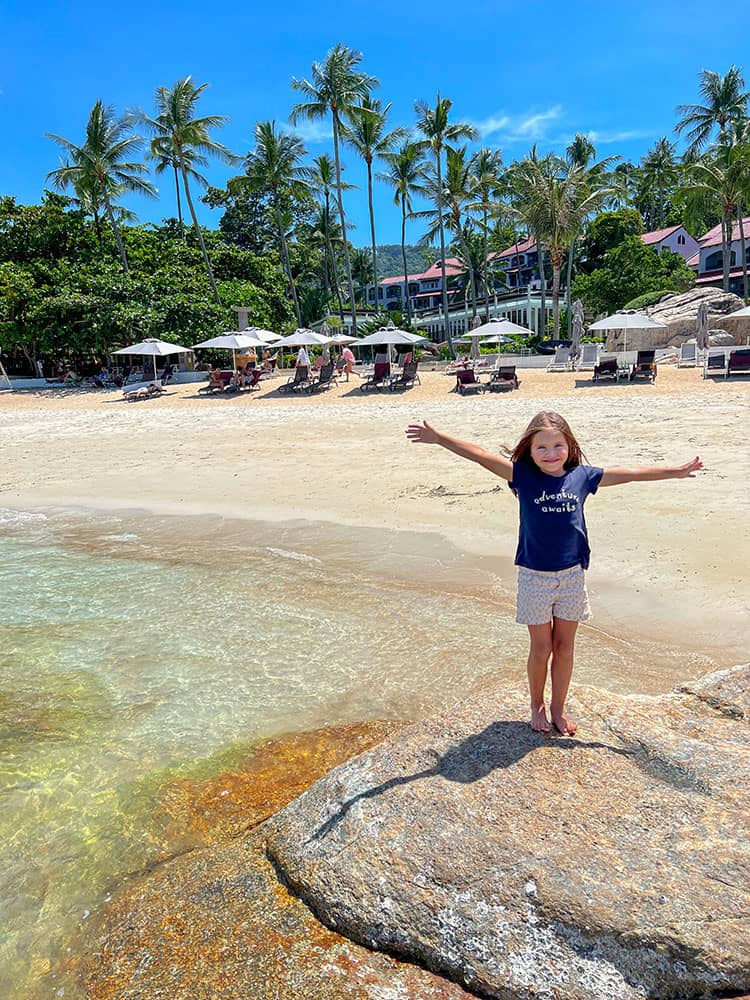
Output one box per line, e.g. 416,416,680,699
0,505,721,999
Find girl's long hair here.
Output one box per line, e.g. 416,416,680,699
509,411,587,469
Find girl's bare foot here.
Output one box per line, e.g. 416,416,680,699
530,705,551,732
551,714,578,736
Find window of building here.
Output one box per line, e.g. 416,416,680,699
677,234,686,245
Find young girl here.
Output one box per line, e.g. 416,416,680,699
405,411,702,736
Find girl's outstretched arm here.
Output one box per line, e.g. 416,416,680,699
405,420,513,481
600,456,702,487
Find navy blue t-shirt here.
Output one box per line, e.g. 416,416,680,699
511,461,603,571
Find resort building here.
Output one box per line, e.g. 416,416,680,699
639,225,699,261
687,216,750,295
365,258,464,313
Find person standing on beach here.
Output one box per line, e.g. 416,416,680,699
405,411,702,736
340,345,356,381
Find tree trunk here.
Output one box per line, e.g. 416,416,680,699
92,208,102,244
332,112,357,334
325,191,345,320
104,197,129,274
456,224,478,318
401,197,412,327
536,235,546,335
173,163,184,236
565,238,575,337
659,179,665,227
722,211,731,293
738,202,748,301
274,201,302,325
551,250,564,339
435,144,454,356
366,156,378,312
180,158,222,306
482,207,490,321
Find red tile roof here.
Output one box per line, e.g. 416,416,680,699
496,236,536,258
376,259,462,287
695,266,749,284
698,216,750,249
686,251,700,268
640,225,681,245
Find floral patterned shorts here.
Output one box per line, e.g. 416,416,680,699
516,564,591,625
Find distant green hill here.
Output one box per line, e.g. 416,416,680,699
372,245,438,279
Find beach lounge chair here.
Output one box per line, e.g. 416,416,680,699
725,347,750,379
307,362,337,393
198,370,233,393
278,365,311,393
629,350,657,382
702,350,727,378
455,367,484,394
677,342,697,367
546,347,571,372
592,357,619,382
389,361,420,391
575,343,600,371
360,361,391,391
123,381,165,402
245,368,263,391
486,365,519,391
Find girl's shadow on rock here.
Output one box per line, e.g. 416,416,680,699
311,721,632,842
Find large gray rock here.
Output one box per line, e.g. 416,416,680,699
603,288,746,351
266,665,750,1000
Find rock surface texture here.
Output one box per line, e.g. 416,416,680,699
603,288,746,350
266,665,750,1000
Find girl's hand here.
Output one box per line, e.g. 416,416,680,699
405,420,439,444
674,456,703,478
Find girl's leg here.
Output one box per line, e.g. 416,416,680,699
549,617,579,735
526,624,553,732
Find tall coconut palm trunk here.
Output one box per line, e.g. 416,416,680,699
173,163,184,234
550,250,565,339
274,203,302,325
400,197,412,327
332,115,358,332
565,240,575,336
482,208,491,321
722,212,732,292
179,157,222,305
738,203,749,299
365,157,379,311
536,236,547,334
435,155,453,354
104,197,129,274
456,227,478,318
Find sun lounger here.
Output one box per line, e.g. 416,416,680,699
702,350,727,378
360,361,391,391
546,347,571,372
455,367,484,394
677,342,697,367
592,357,620,382
198,371,233,393
486,365,519,391
389,361,420,391
629,350,657,382
278,365,311,393
725,347,750,379
123,381,166,401
307,362,337,393
575,343,600,371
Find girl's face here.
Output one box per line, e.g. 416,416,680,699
530,428,569,476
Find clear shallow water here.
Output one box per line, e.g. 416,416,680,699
0,505,721,999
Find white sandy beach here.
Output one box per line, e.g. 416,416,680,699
1,365,748,669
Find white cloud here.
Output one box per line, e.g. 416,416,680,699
285,119,333,144
514,106,563,138
469,105,563,144
585,128,654,144
469,113,511,138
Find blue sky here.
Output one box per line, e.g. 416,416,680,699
0,0,746,247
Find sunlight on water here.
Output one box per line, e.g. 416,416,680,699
0,505,720,999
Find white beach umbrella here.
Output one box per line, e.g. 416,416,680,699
327,333,358,345
112,338,192,381
471,318,534,338
356,328,428,346
727,305,750,317
588,310,667,355
244,326,282,343
192,332,267,371
274,329,331,347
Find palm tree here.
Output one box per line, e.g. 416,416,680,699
511,153,614,339
239,121,311,325
417,146,480,318
46,100,156,273
414,94,477,354
676,66,749,152
343,96,406,310
148,143,208,236
291,43,378,333
309,154,351,319
468,147,504,319
378,140,428,326
139,77,238,305
641,138,679,227
681,138,750,292
349,247,374,304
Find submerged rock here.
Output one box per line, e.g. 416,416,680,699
266,664,750,1000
